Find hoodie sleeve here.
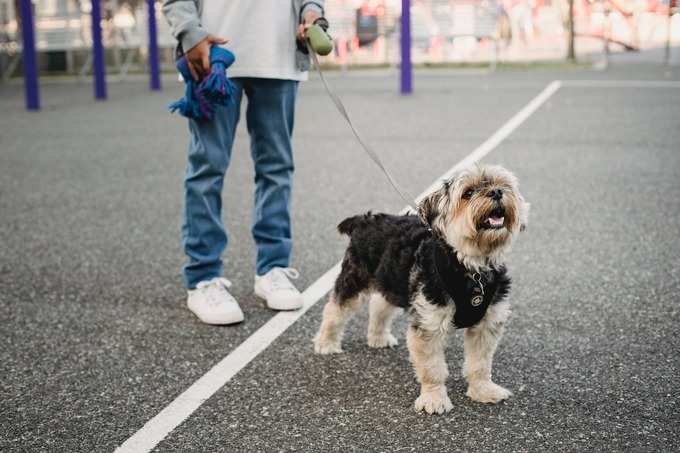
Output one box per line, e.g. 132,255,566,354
161,0,208,52
300,1,325,18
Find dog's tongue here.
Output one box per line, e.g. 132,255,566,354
488,216,504,227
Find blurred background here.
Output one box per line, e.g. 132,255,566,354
0,0,678,80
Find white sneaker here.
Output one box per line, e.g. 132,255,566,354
254,267,304,311
187,277,244,325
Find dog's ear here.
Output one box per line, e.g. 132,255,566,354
417,182,450,227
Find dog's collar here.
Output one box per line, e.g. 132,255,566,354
431,236,493,278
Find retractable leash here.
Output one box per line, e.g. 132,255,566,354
307,22,497,318
304,21,418,213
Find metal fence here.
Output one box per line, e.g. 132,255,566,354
0,0,678,79
0,0,175,79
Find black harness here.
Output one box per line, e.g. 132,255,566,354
431,238,500,328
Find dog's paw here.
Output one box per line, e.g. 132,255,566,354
367,333,398,349
414,388,453,415
313,338,344,354
466,381,512,404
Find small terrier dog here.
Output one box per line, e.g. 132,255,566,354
313,165,529,414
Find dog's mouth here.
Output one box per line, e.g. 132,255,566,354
480,206,506,230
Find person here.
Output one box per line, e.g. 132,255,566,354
162,0,326,325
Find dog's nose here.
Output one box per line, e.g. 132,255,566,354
488,189,503,200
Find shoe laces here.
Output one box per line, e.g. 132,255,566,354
196,277,234,306
268,267,300,291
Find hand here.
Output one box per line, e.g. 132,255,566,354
297,10,322,41
185,34,228,81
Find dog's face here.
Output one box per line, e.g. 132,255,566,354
418,165,529,265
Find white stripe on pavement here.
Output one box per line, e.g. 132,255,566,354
562,79,680,88
115,80,562,453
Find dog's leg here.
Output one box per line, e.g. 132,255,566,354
407,298,454,414
463,301,512,404
313,291,365,354
367,294,401,348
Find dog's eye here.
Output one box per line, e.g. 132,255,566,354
462,189,474,199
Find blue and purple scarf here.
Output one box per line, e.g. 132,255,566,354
169,46,236,121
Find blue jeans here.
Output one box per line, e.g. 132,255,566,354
182,77,298,289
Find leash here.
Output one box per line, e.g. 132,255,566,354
307,43,418,212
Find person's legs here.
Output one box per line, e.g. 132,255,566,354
182,80,244,289
242,78,299,276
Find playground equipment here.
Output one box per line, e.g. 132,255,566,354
401,0,412,94
91,0,106,100
8,0,676,112
14,0,162,110
18,0,38,110
8,0,413,108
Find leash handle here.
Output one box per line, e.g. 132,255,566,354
307,44,418,212
305,19,333,56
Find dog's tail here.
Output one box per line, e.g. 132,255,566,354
337,212,372,236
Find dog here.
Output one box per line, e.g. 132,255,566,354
313,164,529,414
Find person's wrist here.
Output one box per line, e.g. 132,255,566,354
303,10,321,25
181,28,209,54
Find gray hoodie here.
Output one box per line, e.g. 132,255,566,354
161,0,325,79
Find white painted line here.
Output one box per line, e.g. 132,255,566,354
116,80,562,453
115,262,341,453
562,79,680,88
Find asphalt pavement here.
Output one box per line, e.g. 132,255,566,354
1,63,679,452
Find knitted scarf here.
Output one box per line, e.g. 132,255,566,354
169,46,236,121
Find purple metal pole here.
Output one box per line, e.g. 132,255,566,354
20,0,39,110
91,0,107,100
400,0,412,95
147,0,161,90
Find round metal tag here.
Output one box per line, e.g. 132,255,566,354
471,295,483,307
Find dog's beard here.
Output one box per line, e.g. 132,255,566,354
449,193,519,256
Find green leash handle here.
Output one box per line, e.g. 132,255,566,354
305,18,333,56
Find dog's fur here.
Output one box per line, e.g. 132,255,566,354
313,165,529,414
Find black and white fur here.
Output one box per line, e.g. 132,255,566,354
313,165,529,414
